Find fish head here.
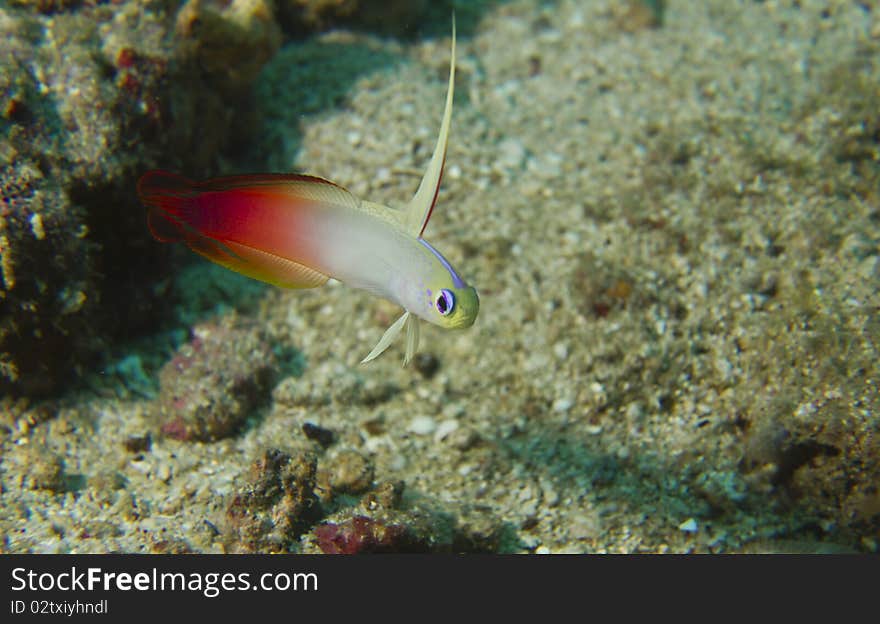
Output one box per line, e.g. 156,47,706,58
405,238,479,329
408,280,479,330
432,283,479,329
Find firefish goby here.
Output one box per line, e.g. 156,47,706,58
137,19,477,365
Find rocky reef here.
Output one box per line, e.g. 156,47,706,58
0,2,267,395
0,0,438,396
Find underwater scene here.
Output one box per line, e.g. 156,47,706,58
0,0,878,554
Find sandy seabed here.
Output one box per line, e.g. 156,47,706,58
2,0,878,554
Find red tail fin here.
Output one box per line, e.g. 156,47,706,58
137,170,196,242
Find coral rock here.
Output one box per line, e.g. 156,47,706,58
156,318,278,441
0,2,254,397
324,450,374,495
176,0,282,92
225,449,320,553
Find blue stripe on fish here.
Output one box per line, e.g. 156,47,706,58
418,238,466,288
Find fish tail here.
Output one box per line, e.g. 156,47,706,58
137,170,197,242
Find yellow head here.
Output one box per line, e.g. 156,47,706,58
405,238,479,329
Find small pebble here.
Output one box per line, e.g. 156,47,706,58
375,167,391,184
26,451,65,492
413,352,440,379
327,451,374,495
302,422,336,448
448,427,480,451
553,397,574,413
157,463,172,484
408,415,436,436
123,433,152,454
363,480,405,510
346,131,362,146
553,342,569,360
433,419,459,442
679,518,698,533
497,137,526,171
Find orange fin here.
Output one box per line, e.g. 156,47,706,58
147,207,185,242
139,170,198,243
187,234,329,290
138,171,196,213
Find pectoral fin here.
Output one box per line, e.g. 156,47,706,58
361,311,409,364
404,314,420,366
360,311,423,366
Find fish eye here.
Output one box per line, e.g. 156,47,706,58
436,289,455,316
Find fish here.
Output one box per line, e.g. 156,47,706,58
137,18,477,365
